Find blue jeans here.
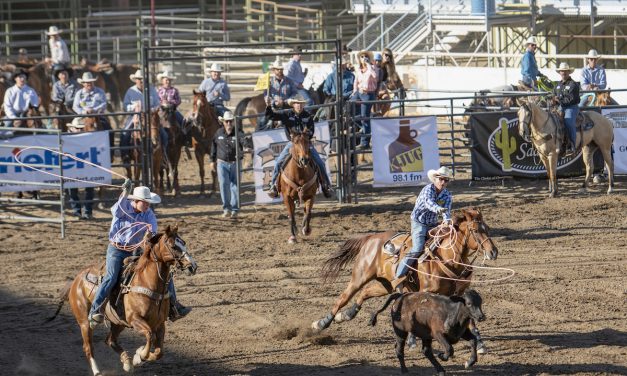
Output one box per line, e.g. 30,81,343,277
351,92,375,147
90,244,176,316
67,187,94,216
212,103,227,117
217,160,240,212
562,105,578,146
295,88,314,106
395,220,432,278
271,142,330,187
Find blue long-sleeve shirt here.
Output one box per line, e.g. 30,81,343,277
284,58,305,86
123,84,159,129
198,78,230,105
72,87,107,114
580,66,607,90
51,80,81,108
109,196,158,246
267,76,297,105
411,184,452,226
2,84,40,118
323,68,355,98
521,50,540,86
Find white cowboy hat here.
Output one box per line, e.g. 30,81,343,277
128,186,161,204
427,166,453,184
46,26,62,36
525,36,538,46
77,72,97,84
66,117,85,129
129,69,144,81
556,62,574,73
270,59,284,70
209,63,223,72
157,70,175,80
287,94,307,105
587,49,601,59
218,111,235,122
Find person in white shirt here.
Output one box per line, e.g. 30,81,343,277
46,26,71,84
2,69,40,129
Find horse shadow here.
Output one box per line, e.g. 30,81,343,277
492,328,627,350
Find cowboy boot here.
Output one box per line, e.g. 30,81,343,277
169,300,192,322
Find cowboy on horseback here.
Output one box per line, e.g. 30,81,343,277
264,94,333,199
552,62,580,154
520,36,546,90
259,59,298,130
580,49,611,107
1,69,40,135
284,46,314,106
51,66,80,110
88,182,190,327
73,71,111,130
198,63,230,117
46,26,70,84
392,166,453,292
157,70,185,126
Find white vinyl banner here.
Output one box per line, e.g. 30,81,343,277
601,108,627,174
252,121,331,204
371,116,439,187
0,131,112,192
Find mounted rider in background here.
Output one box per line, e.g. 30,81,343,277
552,62,580,154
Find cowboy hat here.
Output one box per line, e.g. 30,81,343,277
78,71,97,84
587,49,601,59
157,70,175,81
289,46,303,54
129,69,144,81
219,111,235,122
427,166,453,184
18,48,28,55
270,59,284,70
556,62,574,73
66,117,85,129
287,94,307,105
46,26,62,36
11,68,29,80
358,50,374,62
53,65,73,80
525,36,538,46
209,63,222,72
128,186,161,204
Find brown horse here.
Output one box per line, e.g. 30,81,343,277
517,101,615,196
46,225,197,376
158,105,184,196
149,110,165,196
25,62,52,115
188,90,220,196
234,93,267,129
311,208,498,333
278,133,319,244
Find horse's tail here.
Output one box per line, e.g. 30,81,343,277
44,277,73,323
368,292,402,327
234,97,252,130
321,234,374,283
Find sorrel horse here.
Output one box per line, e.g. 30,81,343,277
311,208,498,334
277,133,319,244
158,105,184,196
188,90,220,196
517,101,615,197
46,225,197,376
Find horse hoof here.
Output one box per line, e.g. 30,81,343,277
311,321,324,331
477,344,488,355
288,236,296,244
464,360,475,369
607,188,613,195
132,353,143,366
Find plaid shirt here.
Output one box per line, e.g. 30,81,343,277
268,76,297,101
157,86,181,107
411,183,452,226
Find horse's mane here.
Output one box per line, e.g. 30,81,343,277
134,233,163,274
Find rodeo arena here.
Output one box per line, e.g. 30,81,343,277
1,0,626,375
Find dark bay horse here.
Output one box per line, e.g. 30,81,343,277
517,101,615,196
158,105,184,196
312,208,498,333
46,225,197,376
188,90,220,196
149,110,165,196
278,133,319,244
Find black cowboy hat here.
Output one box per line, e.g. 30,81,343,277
53,65,74,80
289,46,303,54
11,68,28,80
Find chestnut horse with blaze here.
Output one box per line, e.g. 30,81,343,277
278,133,319,244
312,208,498,348
46,225,197,376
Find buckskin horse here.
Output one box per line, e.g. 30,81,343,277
517,100,615,197
311,208,497,349
46,225,197,376
278,132,319,244
188,90,220,196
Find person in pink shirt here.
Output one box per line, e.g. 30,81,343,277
157,70,184,127
351,51,378,149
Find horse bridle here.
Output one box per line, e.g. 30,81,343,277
519,104,532,142
461,219,493,266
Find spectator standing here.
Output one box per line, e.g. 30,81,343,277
65,117,95,220
351,50,378,149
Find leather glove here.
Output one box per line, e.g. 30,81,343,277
122,178,133,193
436,206,447,215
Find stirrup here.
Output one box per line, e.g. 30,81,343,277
267,184,279,198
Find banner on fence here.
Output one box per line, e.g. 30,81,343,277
252,121,331,204
371,116,439,187
0,131,112,192
469,112,603,180
602,107,627,173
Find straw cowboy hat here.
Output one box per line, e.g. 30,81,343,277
358,50,374,62
209,63,222,72
587,49,601,59
219,111,235,123
427,166,453,184
128,186,161,204
157,70,175,81
66,117,85,129
287,94,308,106
77,71,97,84
46,26,62,36
525,36,538,46
270,59,284,70
556,62,574,73
129,69,144,81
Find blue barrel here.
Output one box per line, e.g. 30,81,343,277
471,0,495,15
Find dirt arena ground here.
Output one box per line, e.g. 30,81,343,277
0,155,625,376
